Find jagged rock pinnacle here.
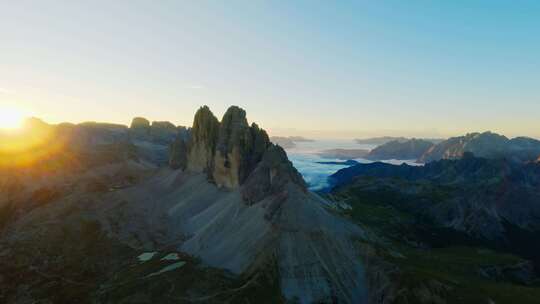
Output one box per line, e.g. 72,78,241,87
173,105,304,201
187,106,220,174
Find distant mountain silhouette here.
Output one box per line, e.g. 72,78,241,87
419,131,540,163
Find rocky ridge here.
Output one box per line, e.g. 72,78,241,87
173,105,306,195
419,131,540,163
330,155,540,241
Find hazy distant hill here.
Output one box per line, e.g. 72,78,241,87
365,138,434,160
355,136,409,145
270,136,314,149
355,136,444,145
419,131,540,163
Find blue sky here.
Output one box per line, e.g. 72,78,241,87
1,1,539,138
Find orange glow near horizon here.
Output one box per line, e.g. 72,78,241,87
0,120,65,169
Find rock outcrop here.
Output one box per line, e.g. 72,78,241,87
169,137,188,170
186,106,220,173
213,106,256,188
241,144,306,205
176,105,302,199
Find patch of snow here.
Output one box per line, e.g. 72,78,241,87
137,251,157,262
161,253,180,261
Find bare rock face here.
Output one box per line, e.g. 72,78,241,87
186,106,220,174
213,106,252,188
248,123,271,172
175,105,303,204
212,107,271,188
169,137,188,170
181,105,276,191
241,144,306,205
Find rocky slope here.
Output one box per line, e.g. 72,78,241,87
418,131,540,163
0,106,375,304
365,139,434,160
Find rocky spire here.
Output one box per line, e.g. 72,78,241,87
213,106,254,188
186,106,220,174
169,137,188,170
172,105,304,202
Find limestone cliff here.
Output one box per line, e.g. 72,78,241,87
169,137,188,170
179,105,303,198
186,106,220,174
242,144,306,205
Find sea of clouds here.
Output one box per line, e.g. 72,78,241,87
286,139,420,191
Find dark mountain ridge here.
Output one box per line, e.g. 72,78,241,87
330,154,540,241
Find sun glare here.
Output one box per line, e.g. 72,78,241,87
0,106,27,130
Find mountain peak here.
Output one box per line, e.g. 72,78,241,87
177,105,302,197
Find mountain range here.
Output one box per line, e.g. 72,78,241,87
326,153,540,302
0,106,376,304
418,132,540,163
356,132,540,164
2,107,540,303
355,136,444,146
364,138,434,160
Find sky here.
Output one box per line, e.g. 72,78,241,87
1,1,539,139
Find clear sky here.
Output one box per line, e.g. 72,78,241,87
1,1,539,139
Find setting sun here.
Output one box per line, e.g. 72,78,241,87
0,106,28,130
